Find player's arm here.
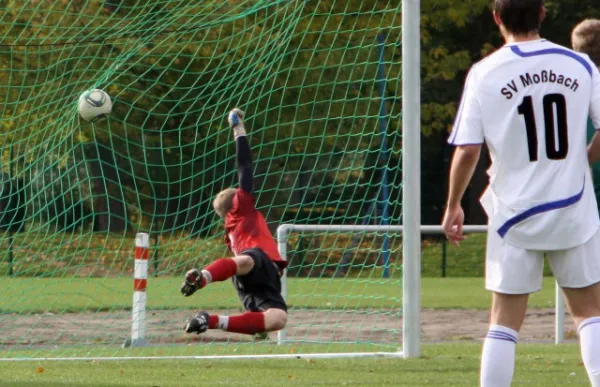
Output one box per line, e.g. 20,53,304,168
589,132,600,165
589,64,600,165
443,67,483,246
446,145,481,208
442,145,481,246
236,136,253,194
228,108,253,194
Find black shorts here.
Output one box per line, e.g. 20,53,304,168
231,248,287,312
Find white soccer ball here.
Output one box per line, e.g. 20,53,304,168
78,89,112,122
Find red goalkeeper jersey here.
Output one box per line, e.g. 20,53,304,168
224,189,288,270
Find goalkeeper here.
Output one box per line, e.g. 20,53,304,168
181,108,288,337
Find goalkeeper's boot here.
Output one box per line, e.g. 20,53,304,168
185,311,210,334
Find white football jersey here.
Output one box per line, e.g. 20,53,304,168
449,39,600,250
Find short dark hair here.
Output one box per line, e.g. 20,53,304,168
494,0,544,35
572,19,600,66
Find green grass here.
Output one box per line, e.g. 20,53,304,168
421,233,487,277
0,230,553,278
0,231,229,278
1,228,553,278
0,343,590,386
0,277,561,314
0,230,495,278
0,235,569,386
2,343,398,360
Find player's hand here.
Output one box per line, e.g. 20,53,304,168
442,204,466,247
228,108,246,138
180,268,203,297
180,280,197,297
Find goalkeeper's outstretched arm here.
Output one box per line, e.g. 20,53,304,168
229,108,253,194
236,136,253,194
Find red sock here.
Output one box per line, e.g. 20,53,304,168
208,315,219,329
203,258,237,282
225,312,266,335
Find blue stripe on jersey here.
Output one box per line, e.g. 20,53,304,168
448,70,475,144
449,142,484,147
510,46,592,76
497,177,586,238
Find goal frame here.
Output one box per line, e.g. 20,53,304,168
4,224,565,363
275,224,490,360
0,0,423,362
275,223,566,358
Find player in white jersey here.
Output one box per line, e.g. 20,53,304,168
572,18,600,387
442,1,600,386
573,20,600,168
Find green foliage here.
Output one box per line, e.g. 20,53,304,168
4,0,598,235
0,0,404,236
421,0,600,137
421,0,493,136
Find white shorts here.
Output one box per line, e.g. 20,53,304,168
486,227,600,294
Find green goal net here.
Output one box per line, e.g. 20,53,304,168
0,0,403,359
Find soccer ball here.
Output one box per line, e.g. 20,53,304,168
78,89,112,122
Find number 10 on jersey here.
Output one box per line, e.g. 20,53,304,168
518,93,568,162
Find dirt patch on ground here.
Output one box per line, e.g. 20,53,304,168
421,308,576,342
1,308,577,349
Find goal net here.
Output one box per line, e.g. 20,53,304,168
276,225,404,357
0,1,413,360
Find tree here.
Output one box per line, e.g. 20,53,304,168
418,0,600,224
2,0,598,233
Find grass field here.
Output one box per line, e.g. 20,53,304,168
0,343,590,386
0,232,578,386
0,277,560,313
0,276,576,385
0,230,496,278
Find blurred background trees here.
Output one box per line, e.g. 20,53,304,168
0,0,598,237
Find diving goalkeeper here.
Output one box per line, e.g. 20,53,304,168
181,108,288,336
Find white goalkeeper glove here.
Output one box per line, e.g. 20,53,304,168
228,108,246,138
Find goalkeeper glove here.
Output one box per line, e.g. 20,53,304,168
228,108,246,138
180,268,205,297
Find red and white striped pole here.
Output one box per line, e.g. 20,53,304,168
124,232,149,347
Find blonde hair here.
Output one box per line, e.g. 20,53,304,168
213,188,237,219
572,19,600,66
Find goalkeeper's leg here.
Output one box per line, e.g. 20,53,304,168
185,249,287,335
185,308,287,335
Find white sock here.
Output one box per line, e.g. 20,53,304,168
578,317,600,387
480,325,519,387
201,270,213,284
217,316,229,330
